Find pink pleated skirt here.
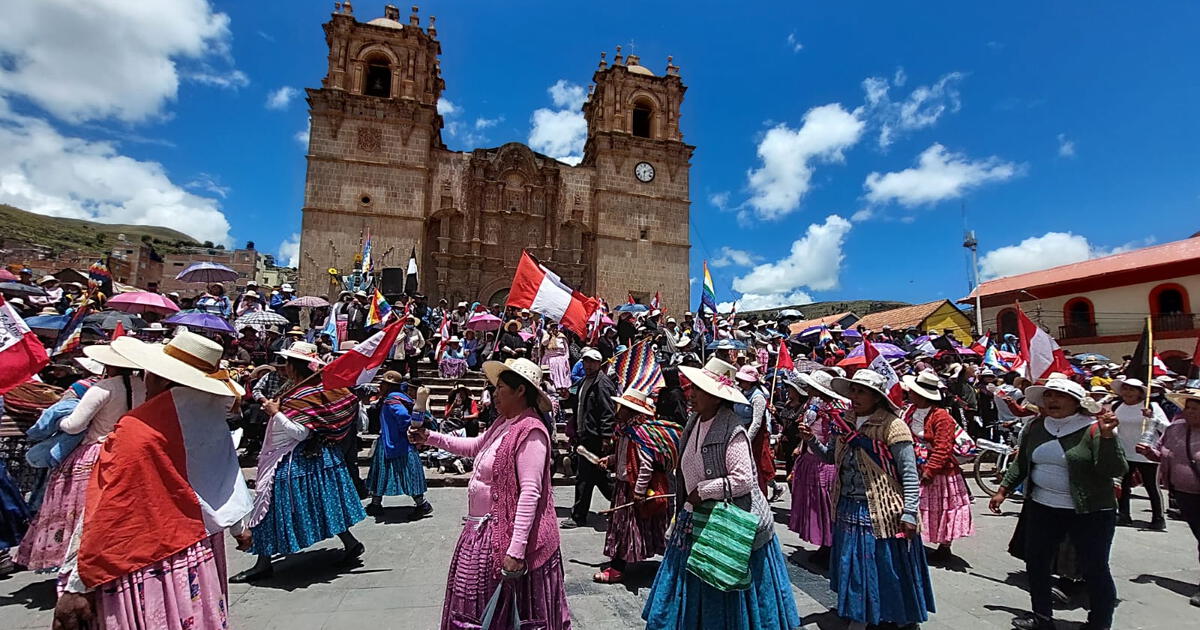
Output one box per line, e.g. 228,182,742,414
16,442,101,571
94,533,230,630
919,472,975,544
603,481,669,564
789,451,836,547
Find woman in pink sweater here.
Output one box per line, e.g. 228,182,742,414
409,358,571,630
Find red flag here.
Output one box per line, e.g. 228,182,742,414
506,251,598,337
0,296,51,395
776,339,793,370
321,318,404,390
112,321,126,340
1016,304,1072,380
863,337,904,408
650,291,661,311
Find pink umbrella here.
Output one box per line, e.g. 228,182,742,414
466,312,502,331
105,291,180,315
0,269,17,281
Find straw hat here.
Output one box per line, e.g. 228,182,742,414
482,358,552,412
797,370,847,402
902,370,943,402
678,357,749,405
381,370,405,385
74,357,105,376
831,369,901,412
285,326,305,337
782,376,809,397
39,275,58,285
504,319,521,331
1167,388,1200,409
448,336,461,344
1024,378,1100,414
36,306,59,316
674,334,691,348
734,365,761,384
611,387,656,416
1111,376,1147,396
111,332,243,397
277,341,327,366
82,343,140,370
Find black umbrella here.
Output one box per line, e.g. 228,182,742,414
0,281,48,297
82,311,147,331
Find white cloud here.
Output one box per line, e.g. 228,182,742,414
786,32,803,53
719,290,814,313
745,104,864,220
721,215,852,310
861,71,964,149
295,119,310,146
185,172,229,198
709,191,730,210
528,81,587,165
710,247,762,268
1057,133,1076,158
864,143,1021,207
437,98,459,116
475,116,503,130
0,110,233,245
548,80,587,110
979,232,1147,280
265,86,298,110
0,0,241,123
278,233,301,268
850,208,874,222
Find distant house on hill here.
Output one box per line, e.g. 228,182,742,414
959,235,1200,368
855,300,974,344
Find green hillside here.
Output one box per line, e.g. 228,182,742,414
0,204,201,254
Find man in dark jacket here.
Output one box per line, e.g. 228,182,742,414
565,347,616,528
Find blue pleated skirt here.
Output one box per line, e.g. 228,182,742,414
366,443,427,498
0,460,31,550
642,510,800,630
250,443,366,556
829,498,935,625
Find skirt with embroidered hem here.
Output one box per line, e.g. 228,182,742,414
249,443,366,557
441,515,571,630
366,444,427,498
603,480,669,564
0,459,30,551
642,510,800,630
919,472,974,545
788,451,836,547
93,532,230,630
830,498,935,625
439,357,469,379
14,442,98,566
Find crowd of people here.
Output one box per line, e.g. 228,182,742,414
2,273,1200,630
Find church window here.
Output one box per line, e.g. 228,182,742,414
363,54,392,98
639,228,649,240
632,100,653,138
360,195,372,206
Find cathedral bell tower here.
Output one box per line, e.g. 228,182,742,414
297,3,445,295
582,49,693,311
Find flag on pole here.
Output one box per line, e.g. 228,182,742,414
404,247,419,295
52,296,92,356
321,310,340,353
817,326,834,347
700,261,717,314
1016,304,1072,380
322,318,404,389
614,338,665,392
776,339,794,370
970,332,991,355
365,289,392,326
505,250,597,337
863,337,904,408
650,291,661,311
0,295,51,395
1125,318,1153,379
360,229,373,274
983,345,1010,371
111,321,126,341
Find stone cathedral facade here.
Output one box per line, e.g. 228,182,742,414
298,4,693,310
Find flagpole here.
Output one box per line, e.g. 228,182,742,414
767,339,783,409
1144,315,1154,413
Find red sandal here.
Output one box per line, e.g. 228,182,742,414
592,567,624,584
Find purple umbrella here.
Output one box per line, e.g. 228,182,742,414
175,262,238,284
841,329,862,339
164,310,236,335
846,342,907,359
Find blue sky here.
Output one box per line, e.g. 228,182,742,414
1,1,1197,310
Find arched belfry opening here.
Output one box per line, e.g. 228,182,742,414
363,53,392,97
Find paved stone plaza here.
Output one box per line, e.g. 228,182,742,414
1,484,1194,629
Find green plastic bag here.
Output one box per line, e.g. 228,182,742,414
686,498,757,591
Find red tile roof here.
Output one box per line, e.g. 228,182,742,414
787,311,856,335
965,236,1200,301
854,300,952,332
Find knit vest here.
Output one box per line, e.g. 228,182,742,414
490,412,560,572
830,408,915,539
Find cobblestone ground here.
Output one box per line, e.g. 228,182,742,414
1,483,1195,629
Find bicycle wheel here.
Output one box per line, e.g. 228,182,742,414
974,449,1002,496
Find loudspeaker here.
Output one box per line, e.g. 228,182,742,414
379,267,406,299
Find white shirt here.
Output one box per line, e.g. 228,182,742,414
1114,401,1169,464
60,376,147,444
1030,439,1074,509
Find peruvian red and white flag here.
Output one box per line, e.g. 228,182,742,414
0,295,50,395
322,318,404,389
1017,305,1073,380
863,337,904,408
506,251,598,337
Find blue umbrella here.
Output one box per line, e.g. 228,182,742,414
164,310,237,335
26,313,69,332
1071,352,1111,364
615,303,649,313
175,261,238,284
706,338,748,350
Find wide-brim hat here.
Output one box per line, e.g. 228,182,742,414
112,333,244,397
277,341,327,366
611,387,656,416
674,334,691,348
504,319,522,331
1167,388,1200,409
902,370,943,402
1111,376,1147,396
482,358,552,412
82,343,140,370
678,357,749,405
832,368,901,412
74,357,105,376
1025,378,1100,414
782,376,809,397
735,365,761,384
286,327,305,337
796,371,847,402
